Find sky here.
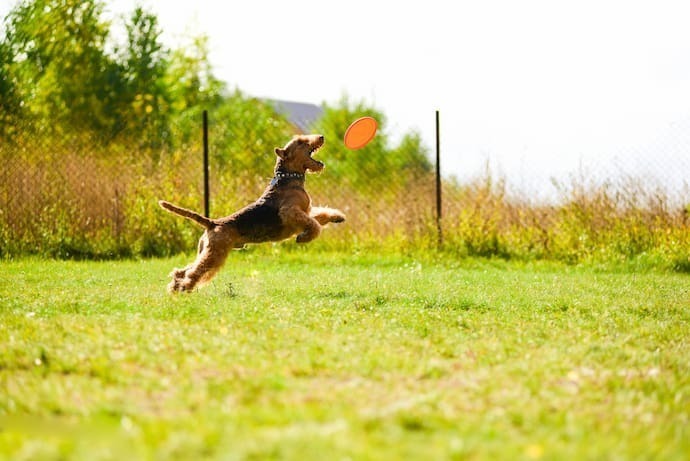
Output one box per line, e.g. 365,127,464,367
4,0,690,200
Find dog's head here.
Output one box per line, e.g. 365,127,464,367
274,134,325,174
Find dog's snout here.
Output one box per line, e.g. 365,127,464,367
318,135,324,143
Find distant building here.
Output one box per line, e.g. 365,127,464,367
266,99,323,133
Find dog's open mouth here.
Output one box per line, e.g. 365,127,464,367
308,146,325,172
310,158,325,171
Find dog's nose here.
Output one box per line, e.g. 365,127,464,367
318,135,324,142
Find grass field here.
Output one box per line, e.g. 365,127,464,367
1,249,689,460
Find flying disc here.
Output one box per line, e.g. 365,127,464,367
344,116,378,149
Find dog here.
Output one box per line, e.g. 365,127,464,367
159,134,345,292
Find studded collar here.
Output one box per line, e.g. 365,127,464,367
270,171,305,186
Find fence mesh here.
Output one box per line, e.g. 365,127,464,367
1,112,689,260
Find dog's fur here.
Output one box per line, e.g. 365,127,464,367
159,134,345,292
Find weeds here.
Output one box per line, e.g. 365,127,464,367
1,142,688,269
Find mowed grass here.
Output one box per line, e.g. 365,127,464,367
1,250,689,460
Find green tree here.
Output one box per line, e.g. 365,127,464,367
313,96,431,188
208,90,294,172
0,37,22,140
389,131,433,178
118,6,170,149
165,34,225,147
3,0,117,138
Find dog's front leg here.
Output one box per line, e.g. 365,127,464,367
281,207,322,243
310,207,346,225
296,217,321,243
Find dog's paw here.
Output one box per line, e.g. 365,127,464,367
169,268,186,278
167,279,181,293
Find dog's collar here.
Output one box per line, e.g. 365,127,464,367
270,171,305,186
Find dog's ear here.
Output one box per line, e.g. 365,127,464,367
275,147,292,159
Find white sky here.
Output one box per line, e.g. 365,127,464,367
4,0,690,199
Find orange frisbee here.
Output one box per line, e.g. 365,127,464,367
344,116,378,149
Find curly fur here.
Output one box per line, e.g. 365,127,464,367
159,134,345,292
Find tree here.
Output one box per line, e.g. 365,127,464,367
164,34,225,148
208,90,294,172
3,0,116,138
0,38,22,140
313,96,431,188
118,7,170,149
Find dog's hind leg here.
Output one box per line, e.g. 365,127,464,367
175,250,229,292
167,232,209,292
174,229,233,292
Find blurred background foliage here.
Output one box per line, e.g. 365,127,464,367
0,0,435,257
0,0,428,175
1,0,688,271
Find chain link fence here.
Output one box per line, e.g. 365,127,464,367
0,114,438,257
1,110,689,260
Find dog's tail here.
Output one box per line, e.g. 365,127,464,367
159,200,215,229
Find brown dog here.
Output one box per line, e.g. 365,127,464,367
159,134,345,292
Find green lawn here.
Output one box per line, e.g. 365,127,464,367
1,250,689,460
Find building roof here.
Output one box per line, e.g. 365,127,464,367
267,99,323,133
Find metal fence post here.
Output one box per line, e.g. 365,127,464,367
203,110,210,218
435,110,442,247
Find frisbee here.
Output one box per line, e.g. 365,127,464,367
344,116,378,149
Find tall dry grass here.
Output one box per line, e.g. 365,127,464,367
1,138,201,258
441,171,689,270
1,141,688,270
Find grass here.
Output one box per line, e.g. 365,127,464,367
1,249,689,460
